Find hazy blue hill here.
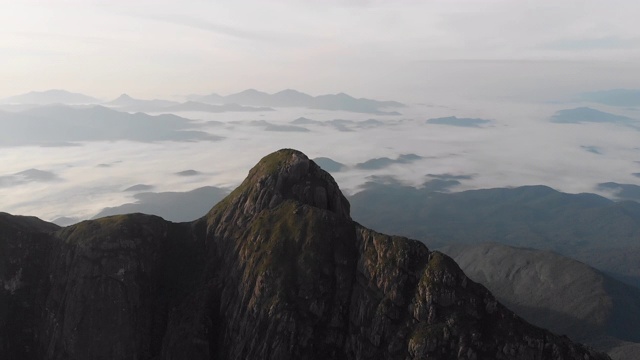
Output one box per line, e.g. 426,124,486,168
355,153,423,170
191,92,224,104
312,157,346,173
106,94,179,111
0,169,60,187
1,89,100,105
93,186,229,222
163,101,274,113
264,123,309,132
159,101,220,112
440,242,640,359
597,182,640,202
272,89,314,106
580,89,640,107
310,92,402,114
124,184,154,192
290,117,320,125
0,105,221,146
427,116,491,127
188,89,404,114
551,107,636,124
224,89,273,106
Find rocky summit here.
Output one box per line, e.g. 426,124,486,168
0,149,610,360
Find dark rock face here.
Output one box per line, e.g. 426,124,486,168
0,213,58,359
41,215,204,360
0,150,610,359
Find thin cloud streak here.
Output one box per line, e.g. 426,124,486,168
135,13,278,42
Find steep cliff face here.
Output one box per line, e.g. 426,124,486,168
0,213,58,359
0,149,611,359
41,215,206,360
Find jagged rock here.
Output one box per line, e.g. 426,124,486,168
0,149,610,359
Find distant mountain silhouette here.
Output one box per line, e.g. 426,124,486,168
1,89,100,105
312,157,346,173
582,145,604,154
0,169,60,187
223,89,275,106
236,120,311,132
106,93,179,111
551,107,636,125
175,170,201,177
93,186,229,222
123,184,154,192
598,182,640,202
272,89,315,106
4,89,403,114
191,89,404,114
164,101,273,113
580,89,640,107
289,117,391,131
355,153,423,170
186,92,224,103
426,116,491,127
106,94,273,113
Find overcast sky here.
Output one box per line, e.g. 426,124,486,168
2,0,640,101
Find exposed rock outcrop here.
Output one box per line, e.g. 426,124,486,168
0,149,610,359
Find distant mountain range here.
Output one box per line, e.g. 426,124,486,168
580,89,640,107
550,107,637,125
426,116,492,128
349,183,640,288
1,89,405,115
189,89,405,115
597,182,640,202
105,94,274,113
92,186,229,222
1,89,101,105
0,105,220,146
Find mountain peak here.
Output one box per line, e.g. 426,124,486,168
0,150,613,359
210,149,351,220
116,93,133,100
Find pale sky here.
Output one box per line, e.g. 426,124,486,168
2,0,640,102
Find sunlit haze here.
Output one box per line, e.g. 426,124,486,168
2,0,640,101
1,0,640,225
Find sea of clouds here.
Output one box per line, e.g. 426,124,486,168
1,97,639,224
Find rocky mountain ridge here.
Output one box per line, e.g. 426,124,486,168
0,149,609,359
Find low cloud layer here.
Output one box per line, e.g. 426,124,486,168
2,98,640,223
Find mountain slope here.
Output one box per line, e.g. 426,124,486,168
440,243,640,359
0,213,59,359
0,150,609,359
